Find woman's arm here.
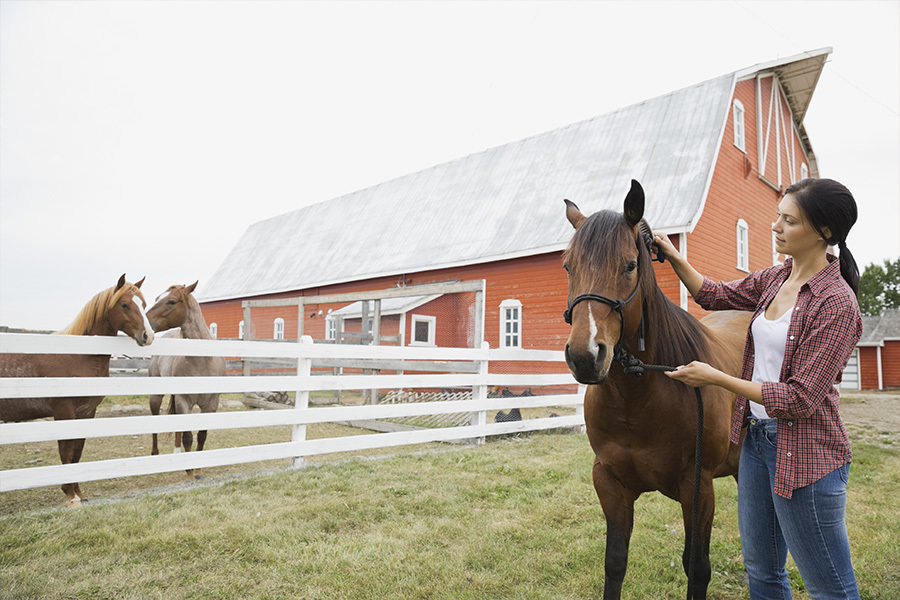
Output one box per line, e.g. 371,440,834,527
665,361,763,402
653,232,704,297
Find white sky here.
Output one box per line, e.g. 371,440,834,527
1,0,898,330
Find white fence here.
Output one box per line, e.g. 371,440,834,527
0,333,584,493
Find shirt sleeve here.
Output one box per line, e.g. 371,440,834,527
761,295,862,419
693,270,769,312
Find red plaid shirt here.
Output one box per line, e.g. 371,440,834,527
695,256,861,498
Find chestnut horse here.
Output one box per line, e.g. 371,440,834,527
0,274,154,506
563,181,749,599
146,281,225,480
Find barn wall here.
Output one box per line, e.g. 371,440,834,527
683,77,809,319
883,340,900,388
859,346,880,390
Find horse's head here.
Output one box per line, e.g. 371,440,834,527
107,274,154,346
147,281,199,332
562,180,653,384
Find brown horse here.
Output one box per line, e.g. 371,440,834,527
0,274,154,507
562,181,749,599
146,281,225,480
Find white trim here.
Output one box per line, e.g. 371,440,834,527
877,345,884,390
800,162,809,180
679,233,688,310
238,320,244,340
274,317,285,340
409,314,436,347
736,219,750,272
209,323,218,339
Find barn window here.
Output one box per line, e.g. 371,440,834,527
209,323,217,338
736,219,750,272
499,299,522,349
410,314,436,346
239,320,245,339
800,162,809,180
733,99,746,152
325,315,337,341
274,317,285,340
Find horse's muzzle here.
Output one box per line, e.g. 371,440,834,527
564,343,609,385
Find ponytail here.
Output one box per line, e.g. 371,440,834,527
837,241,860,297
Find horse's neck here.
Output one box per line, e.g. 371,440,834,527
178,300,213,340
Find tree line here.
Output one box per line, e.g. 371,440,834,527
859,258,900,316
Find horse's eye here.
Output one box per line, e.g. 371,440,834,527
167,300,177,306
563,264,570,274
121,303,131,310
625,261,638,273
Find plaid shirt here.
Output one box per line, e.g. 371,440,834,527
695,256,861,498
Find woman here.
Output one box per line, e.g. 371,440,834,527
654,178,862,599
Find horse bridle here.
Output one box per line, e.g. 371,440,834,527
562,279,641,354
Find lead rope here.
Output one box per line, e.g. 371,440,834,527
614,349,703,600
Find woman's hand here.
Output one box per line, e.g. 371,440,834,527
652,231,679,262
664,361,724,388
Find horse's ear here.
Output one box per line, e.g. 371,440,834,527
623,180,645,228
134,276,146,289
116,274,126,291
565,199,587,230
186,281,198,295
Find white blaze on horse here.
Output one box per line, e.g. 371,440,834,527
0,275,154,507
146,281,225,480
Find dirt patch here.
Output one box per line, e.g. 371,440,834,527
840,390,900,448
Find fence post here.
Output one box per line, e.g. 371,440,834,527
470,341,489,445
290,335,314,468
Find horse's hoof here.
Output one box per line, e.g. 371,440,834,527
194,473,205,480
66,498,82,509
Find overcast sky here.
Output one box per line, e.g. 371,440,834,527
1,1,898,331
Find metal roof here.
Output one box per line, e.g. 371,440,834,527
859,309,900,345
201,49,831,303
330,295,440,318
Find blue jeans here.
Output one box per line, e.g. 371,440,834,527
738,418,860,600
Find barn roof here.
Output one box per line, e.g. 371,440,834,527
200,49,832,303
859,309,900,345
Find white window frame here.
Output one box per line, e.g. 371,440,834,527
800,162,809,180
409,314,436,346
499,299,523,349
209,323,217,338
733,99,746,152
239,320,245,339
325,315,337,341
274,317,285,340
736,219,750,272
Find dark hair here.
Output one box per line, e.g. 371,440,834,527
784,178,859,296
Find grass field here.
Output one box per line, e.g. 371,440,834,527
1,403,898,599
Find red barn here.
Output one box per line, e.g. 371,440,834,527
852,309,900,390
198,49,833,369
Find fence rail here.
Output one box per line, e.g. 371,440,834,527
0,333,584,493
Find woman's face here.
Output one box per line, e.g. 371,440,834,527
772,194,829,257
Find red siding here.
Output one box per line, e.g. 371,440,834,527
859,346,880,390
883,341,900,388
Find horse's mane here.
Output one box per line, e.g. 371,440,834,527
565,210,712,366
56,284,145,336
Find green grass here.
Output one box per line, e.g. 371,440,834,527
1,432,897,600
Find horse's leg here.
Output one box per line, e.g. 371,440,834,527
48,400,82,507
680,474,715,600
149,394,163,455
593,461,637,600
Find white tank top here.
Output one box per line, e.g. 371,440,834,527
749,304,794,419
